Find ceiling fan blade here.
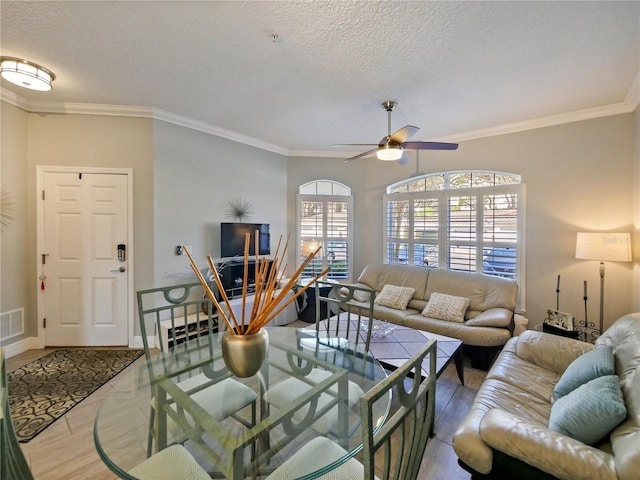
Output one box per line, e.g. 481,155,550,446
397,152,410,165
343,148,378,162
389,125,419,144
402,141,459,150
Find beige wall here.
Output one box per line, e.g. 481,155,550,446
288,113,637,331
0,105,288,345
1,105,155,344
1,102,638,347
1,103,29,329
634,106,640,312
152,120,288,289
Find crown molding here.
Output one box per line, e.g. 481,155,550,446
152,108,288,156
294,96,637,157
0,89,154,118
288,149,348,158
434,100,637,144
1,88,30,110
434,69,640,144
33,100,153,118
0,87,287,156
3,71,639,157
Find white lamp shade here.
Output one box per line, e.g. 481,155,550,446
0,57,55,91
575,232,632,262
301,240,322,257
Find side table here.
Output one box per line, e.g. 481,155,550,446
537,323,582,340
298,284,333,323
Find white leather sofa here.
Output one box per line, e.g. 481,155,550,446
453,313,640,480
343,264,518,369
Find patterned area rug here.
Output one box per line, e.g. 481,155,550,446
8,348,144,443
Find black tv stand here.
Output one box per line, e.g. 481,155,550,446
217,258,274,298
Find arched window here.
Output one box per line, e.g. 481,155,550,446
384,171,525,305
297,180,353,281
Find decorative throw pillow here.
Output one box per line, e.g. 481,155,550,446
422,292,470,323
548,375,627,445
373,284,415,310
554,345,615,399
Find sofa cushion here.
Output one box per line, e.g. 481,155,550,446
405,314,511,347
553,345,615,399
425,268,517,313
548,375,627,445
422,292,470,323
357,264,431,301
465,308,513,328
374,284,415,310
339,284,371,303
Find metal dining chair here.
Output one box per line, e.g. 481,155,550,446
297,282,377,374
125,444,210,480
137,282,257,455
266,282,377,436
265,338,437,480
0,349,35,480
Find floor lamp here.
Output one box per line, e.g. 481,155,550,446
301,239,322,277
575,232,632,333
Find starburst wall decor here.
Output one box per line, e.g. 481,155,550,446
225,197,252,221
0,186,15,230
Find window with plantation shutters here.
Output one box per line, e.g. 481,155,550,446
384,171,524,308
297,181,353,281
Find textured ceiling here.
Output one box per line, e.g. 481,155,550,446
1,1,639,157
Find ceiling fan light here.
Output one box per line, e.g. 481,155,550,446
377,143,403,161
0,57,55,91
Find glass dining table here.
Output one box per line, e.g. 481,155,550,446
94,326,390,479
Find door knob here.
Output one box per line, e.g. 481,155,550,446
111,266,126,273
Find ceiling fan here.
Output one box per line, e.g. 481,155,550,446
333,100,458,163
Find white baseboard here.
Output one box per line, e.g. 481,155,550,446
1,336,42,358
3,336,154,358
130,336,156,350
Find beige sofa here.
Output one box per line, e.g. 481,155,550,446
453,313,640,480
343,264,518,369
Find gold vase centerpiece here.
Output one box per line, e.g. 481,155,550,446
185,233,327,378
221,328,269,378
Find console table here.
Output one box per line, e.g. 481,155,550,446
219,288,298,328
217,258,274,298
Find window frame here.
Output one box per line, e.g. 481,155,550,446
383,171,525,310
296,180,354,282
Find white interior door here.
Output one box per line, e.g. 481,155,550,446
42,171,130,346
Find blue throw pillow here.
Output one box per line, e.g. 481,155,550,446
554,345,614,398
549,375,627,445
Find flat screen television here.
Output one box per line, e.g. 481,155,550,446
220,222,270,258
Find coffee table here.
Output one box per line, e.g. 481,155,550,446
301,317,464,385
366,323,464,385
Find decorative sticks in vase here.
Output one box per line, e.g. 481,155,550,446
184,231,328,335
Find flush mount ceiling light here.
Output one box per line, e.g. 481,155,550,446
0,56,55,91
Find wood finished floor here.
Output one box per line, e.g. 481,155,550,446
8,345,485,480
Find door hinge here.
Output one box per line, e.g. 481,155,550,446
42,190,45,200
43,318,46,328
